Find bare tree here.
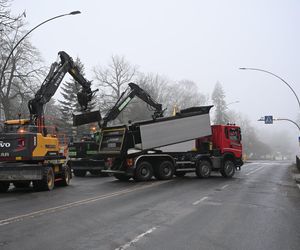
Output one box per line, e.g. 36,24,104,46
93,55,138,122
137,74,208,116
0,21,45,120
0,0,24,30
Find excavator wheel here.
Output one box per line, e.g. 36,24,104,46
33,165,55,191
58,165,71,186
0,182,10,193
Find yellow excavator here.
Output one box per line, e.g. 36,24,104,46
0,51,97,192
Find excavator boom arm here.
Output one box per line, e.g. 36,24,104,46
28,51,96,131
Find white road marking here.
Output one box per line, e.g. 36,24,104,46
245,166,264,176
115,227,157,250
192,196,208,205
0,181,172,227
221,184,229,189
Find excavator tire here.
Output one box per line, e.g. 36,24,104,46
33,165,55,191
58,165,71,186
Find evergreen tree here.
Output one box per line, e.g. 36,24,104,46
211,82,229,124
58,58,96,138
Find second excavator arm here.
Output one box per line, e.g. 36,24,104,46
73,82,164,127
101,82,164,127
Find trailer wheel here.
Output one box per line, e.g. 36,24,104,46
58,165,71,186
196,160,212,178
220,160,235,178
13,181,31,189
154,161,174,180
73,170,87,177
134,161,153,181
0,182,9,193
175,172,186,177
114,174,131,181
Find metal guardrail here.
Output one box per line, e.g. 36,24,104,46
296,155,300,172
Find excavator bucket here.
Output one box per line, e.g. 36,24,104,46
72,110,102,126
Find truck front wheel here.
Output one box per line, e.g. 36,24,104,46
220,160,235,178
154,161,174,180
134,161,153,181
196,160,212,178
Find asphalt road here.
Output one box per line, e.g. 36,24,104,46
0,161,299,250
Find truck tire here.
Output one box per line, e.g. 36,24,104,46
196,160,212,178
134,161,153,181
114,174,131,181
33,165,55,191
0,182,10,193
13,181,31,189
154,161,174,180
220,160,235,178
73,169,87,177
58,165,71,186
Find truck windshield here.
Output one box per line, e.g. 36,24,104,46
229,128,241,142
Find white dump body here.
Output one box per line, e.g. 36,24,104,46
138,113,211,150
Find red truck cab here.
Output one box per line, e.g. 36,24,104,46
211,124,242,159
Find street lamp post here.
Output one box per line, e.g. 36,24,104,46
239,67,300,111
0,10,81,86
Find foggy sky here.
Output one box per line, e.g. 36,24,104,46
11,0,300,144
